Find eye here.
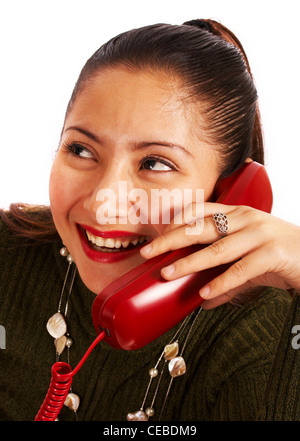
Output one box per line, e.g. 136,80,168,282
140,156,176,172
63,142,94,159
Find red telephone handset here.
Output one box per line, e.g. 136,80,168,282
92,161,273,350
35,161,273,421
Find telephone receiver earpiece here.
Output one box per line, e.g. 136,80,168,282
92,162,273,350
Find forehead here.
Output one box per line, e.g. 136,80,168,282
71,67,186,115
64,67,203,146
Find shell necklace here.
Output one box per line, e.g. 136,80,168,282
46,246,80,420
45,246,203,421
127,306,203,421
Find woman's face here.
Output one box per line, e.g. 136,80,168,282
49,67,220,294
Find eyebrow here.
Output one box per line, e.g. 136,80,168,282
131,141,192,157
65,126,101,143
64,125,192,157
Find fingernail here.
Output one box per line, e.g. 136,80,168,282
200,285,211,299
161,264,175,277
141,243,152,256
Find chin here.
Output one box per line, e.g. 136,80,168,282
73,253,146,295
56,222,149,294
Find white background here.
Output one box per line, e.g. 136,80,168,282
0,0,299,225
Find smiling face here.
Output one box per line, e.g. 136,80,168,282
49,67,220,294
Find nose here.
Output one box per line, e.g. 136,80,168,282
84,166,147,227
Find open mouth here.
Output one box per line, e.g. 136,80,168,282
85,230,151,253
76,224,152,262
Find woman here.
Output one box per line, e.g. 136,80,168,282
0,19,299,421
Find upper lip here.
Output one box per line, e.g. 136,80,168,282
79,224,150,239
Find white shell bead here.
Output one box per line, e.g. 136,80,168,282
46,312,67,339
54,335,67,355
64,393,80,411
168,356,186,378
127,410,148,421
164,342,179,360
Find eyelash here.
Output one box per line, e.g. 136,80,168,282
139,155,177,172
62,142,94,159
62,142,178,172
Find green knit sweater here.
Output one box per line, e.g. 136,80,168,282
0,218,299,421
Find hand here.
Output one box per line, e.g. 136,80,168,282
140,203,300,309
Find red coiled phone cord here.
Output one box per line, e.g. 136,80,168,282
34,330,106,421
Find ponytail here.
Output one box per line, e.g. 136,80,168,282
184,19,264,167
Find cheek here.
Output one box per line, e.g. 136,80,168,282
49,163,69,221
49,160,84,227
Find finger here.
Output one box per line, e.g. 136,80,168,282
201,282,254,309
164,201,237,233
140,221,204,259
141,206,246,259
199,247,270,300
201,293,235,310
160,225,260,280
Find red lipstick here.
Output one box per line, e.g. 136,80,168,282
81,224,140,238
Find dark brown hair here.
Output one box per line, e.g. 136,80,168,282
1,18,264,242
0,203,59,243
67,19,264,176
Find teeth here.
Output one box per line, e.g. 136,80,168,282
85,230,149,249
121,240,130,248
103,238,115,248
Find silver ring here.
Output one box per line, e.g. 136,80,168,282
213,212,229,236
